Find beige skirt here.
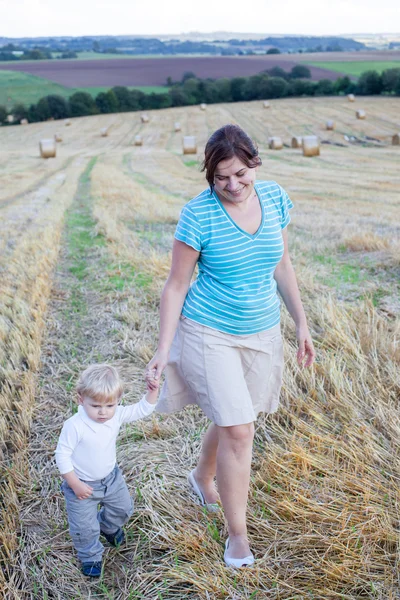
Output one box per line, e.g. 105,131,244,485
157,317,284,427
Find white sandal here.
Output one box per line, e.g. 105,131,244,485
187,470,220,513
224,538,254,568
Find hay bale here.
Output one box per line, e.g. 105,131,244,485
54,133,62,142
183,136,197,154
356,109,366,120
134,134,143,146
20,118,28,125
326,120,335,130
268,137,283,150
291,136,302,148
6,115,14,123
200,103,207,111
174,122,181,132
391,133,399,145
263,101,270,109
64,119,71,126
141,113,149,123
39,139,56,159
347,94,355,102
302,136,320,157
100,127,109,137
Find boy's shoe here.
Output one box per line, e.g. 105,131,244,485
81,561,102,577
101,527,125,547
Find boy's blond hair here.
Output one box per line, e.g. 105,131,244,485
76,364,123,403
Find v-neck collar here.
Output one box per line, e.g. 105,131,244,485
212,182,264,240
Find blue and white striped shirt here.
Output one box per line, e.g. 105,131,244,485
175,180,293,335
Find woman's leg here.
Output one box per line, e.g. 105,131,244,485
217,422,255,559
192,422,220,504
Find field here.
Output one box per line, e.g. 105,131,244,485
0,55,352,89
306,61,400,77
0,96,400,599
0,71,168,108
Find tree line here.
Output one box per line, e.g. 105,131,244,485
1,67,399,125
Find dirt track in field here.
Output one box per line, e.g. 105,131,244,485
0,55,349,87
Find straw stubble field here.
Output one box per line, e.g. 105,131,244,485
0,96,399,599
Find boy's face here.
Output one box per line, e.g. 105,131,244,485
78,395,119,423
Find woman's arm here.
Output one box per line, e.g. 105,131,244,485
274,228,315,367
146,239,199,385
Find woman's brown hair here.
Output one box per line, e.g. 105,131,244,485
201,124,262,189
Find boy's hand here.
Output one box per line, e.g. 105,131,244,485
72,481,94,500
145,369,160,404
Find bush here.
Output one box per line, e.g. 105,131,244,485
333,76,355,94
0,105,7,123
69,92,98,117
34,97,51,121
381,68,400,93
265,66,289,80
181,71,197,83
11,103,28,121
290,65,312,79
95,90,119,113
356,70,383,95
111,87,145,111
261,77,289,99
142,92,172,110
266,47,280,54
288,79,316,96
315,79,334,95
169,86,189,106
46,95,70,119
230,77,247,101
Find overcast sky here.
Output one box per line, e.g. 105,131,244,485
1,0,399,38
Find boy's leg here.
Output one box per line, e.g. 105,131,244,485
98,466,134,535
62,482,104,563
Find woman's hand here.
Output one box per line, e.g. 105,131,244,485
146,349,169,390
296,324,315,368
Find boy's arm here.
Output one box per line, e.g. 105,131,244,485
62,471,93,500
119,380,159,424
55,421,93,500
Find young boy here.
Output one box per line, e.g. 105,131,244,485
55,364,158,577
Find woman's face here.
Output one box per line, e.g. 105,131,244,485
213,156,257,206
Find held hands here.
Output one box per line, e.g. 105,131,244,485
145,349,169,390
72,480,94,500
145,368,160,404
296,324,316,368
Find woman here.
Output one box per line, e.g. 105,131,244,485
146,124,315,568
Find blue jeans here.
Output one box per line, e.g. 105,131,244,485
62,464,133,563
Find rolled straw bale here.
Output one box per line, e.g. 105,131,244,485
356,109,366,120
200,103,207,110
64,119,71,126
174,122,181,132
392,133,399,145
20,118,28,125
54,133,62,142
302,136,320,157
39,139,56,159
100,127,109,137
6,115,14,123
291,136,302,148
141,113,149,123
347,94,355,102
134,134,143,146
183,136,197,154
326,120,335,130
268,137,283,150
263,101,270,109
